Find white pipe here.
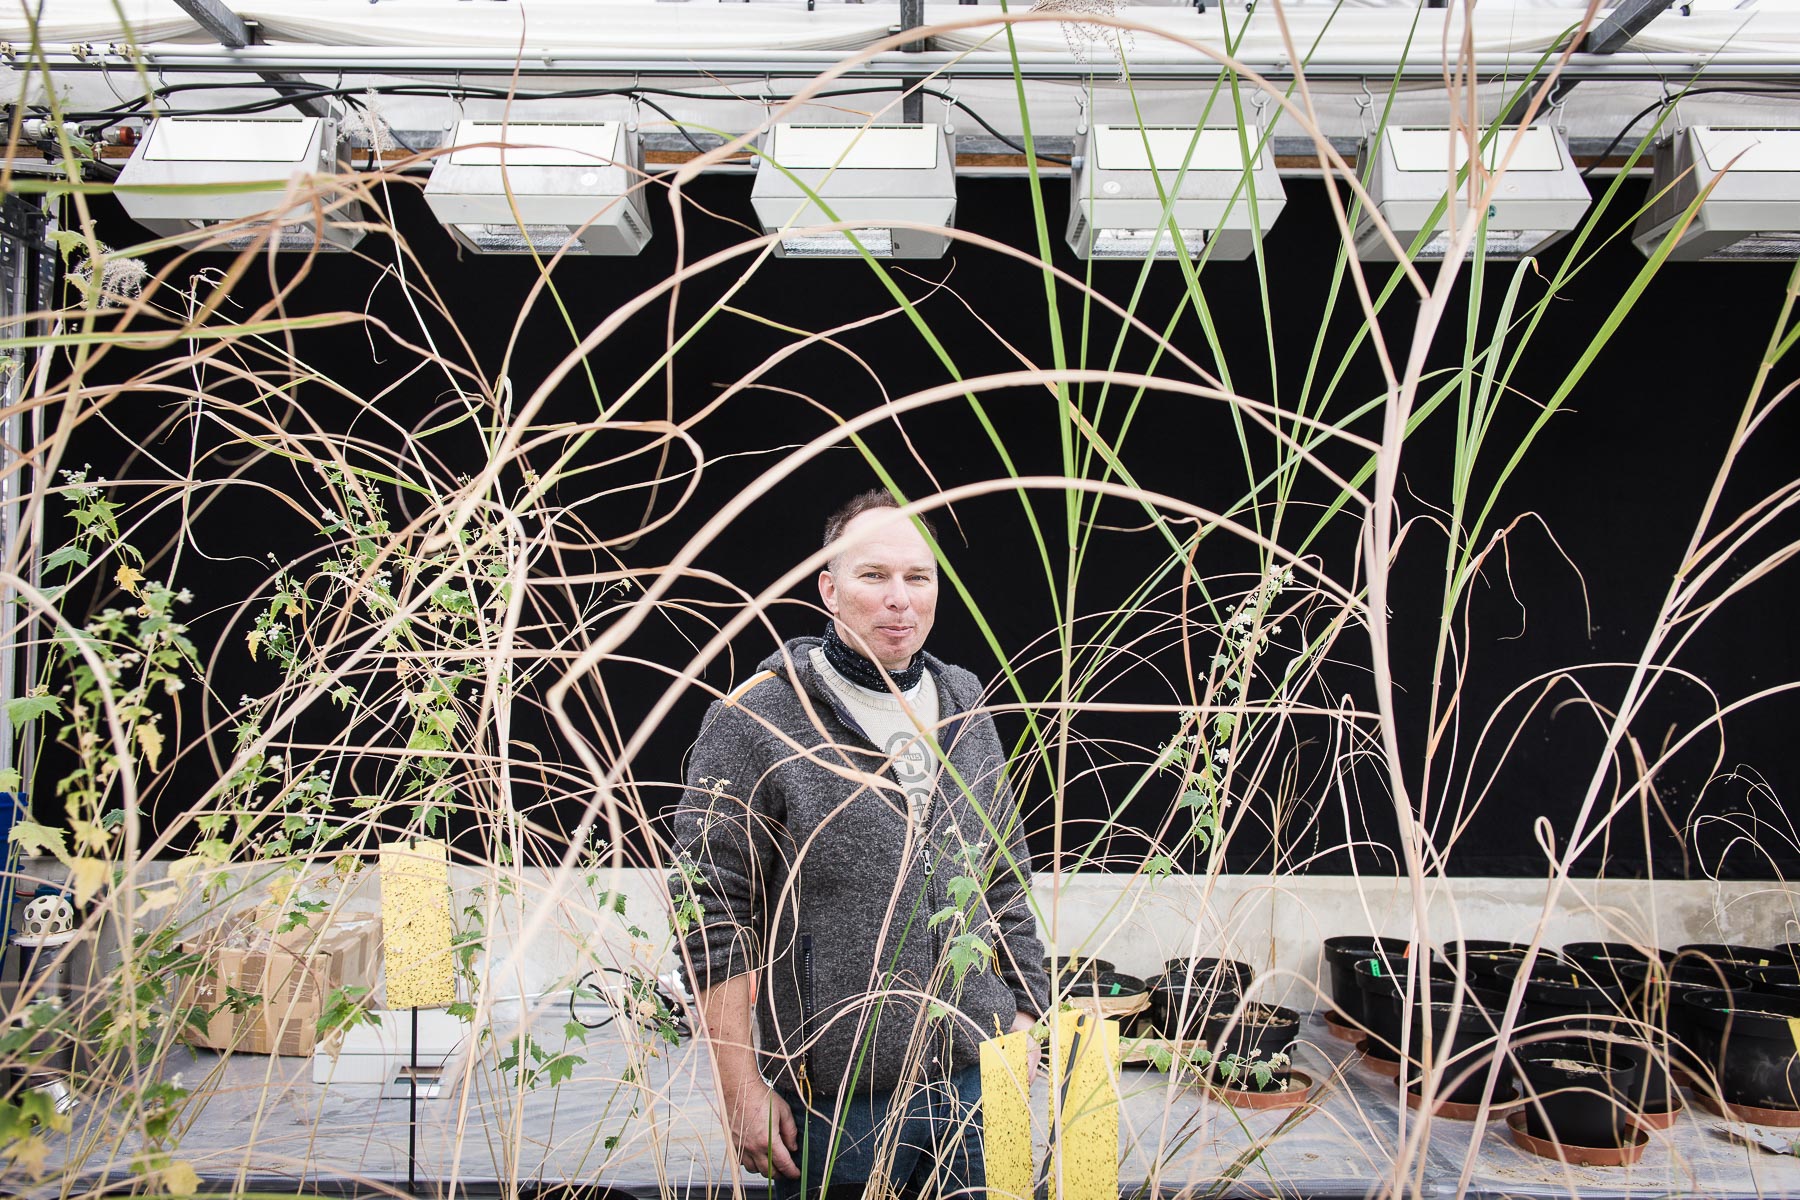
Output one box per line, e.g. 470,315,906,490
8,43,1790,79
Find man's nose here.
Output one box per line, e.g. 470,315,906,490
884,580,909,609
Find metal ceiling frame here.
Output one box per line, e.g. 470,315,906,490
167,0,332,118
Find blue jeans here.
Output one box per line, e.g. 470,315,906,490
774,1064,985,1200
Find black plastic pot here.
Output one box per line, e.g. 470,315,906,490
1617,959,1753,1085
1145,958,1250,1040
1418,995,1506,1105
1323,936,1410,1026
1561,942,1673,995
1045,955,1114,986
1677,943,1781,973
1354,954,1452,1064
1068,971,1147,1004
1492,958,1627,1040
1163,956,1254,995
1515,1038,1640,1147
1202,1003,1299,1087
1747,963,1800,1000
1442,939,1530,969
1563,940,1673,964
1777,943,1800,966
1681,988,1800,1110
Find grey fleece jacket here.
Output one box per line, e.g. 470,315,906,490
670,637,1050,1100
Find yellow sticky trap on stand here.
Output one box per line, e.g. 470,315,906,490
980,1031,1034,1200
379,840,456,1008
1046,1011,1119,1200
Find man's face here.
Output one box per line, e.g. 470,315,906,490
819,508,938,670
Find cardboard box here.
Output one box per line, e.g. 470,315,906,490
178,910,382,1057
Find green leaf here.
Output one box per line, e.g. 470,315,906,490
543,1051,581,1087
944,932,992,987
41,544,89,573
1143,855,1174,880
5,695,60,731
946,874,981,908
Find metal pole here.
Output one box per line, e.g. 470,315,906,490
900,0,925,124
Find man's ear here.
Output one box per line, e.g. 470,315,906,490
818,569,838,614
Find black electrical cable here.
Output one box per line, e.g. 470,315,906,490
569,967,691,1041
1579,86,1800,180
38,77,1081,171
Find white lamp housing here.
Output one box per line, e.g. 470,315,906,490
1067,124,1286,261
751,124,956,259
116,117,365,251
1353,125,1590,261
423,121,652,256
1632,127,1800,261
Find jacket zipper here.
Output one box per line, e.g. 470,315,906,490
798,932,817,1104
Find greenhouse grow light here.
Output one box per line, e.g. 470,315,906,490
116,116,365,252
1065,123,1286,262
1632,127,1800,261
1353,125,1590,261
751,124,957,260
423,120,652,256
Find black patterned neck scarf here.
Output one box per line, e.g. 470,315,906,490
821,621,926,693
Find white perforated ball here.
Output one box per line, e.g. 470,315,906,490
21,894,73,938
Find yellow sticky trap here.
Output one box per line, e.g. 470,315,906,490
379,840,456,1008
981,1031,1034,1200
1046,1011,1119,1200
1788,1017,1800,1056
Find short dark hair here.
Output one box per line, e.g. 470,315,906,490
823,491,937,568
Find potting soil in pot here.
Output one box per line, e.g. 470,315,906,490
1677,943,1781,974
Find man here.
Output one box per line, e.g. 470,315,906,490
671,492,1049,1198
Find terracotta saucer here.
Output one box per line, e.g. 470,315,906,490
1693,1092,1800,1128
1211,1070,1317,1110
1323,1012,1363,1043
1404,1086,1520,1121
1629,1100,1686,1131
1354,1038,1402,1078
1505,1110,1649,1166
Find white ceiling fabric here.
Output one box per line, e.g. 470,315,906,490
244,1,897,51
0,0,200,43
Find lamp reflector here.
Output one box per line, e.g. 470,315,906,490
1065,124,1285,262
751,124,957,260
1632,127,1800,261
423,121,652,256
1353,125,1590,262
116,117,365,252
